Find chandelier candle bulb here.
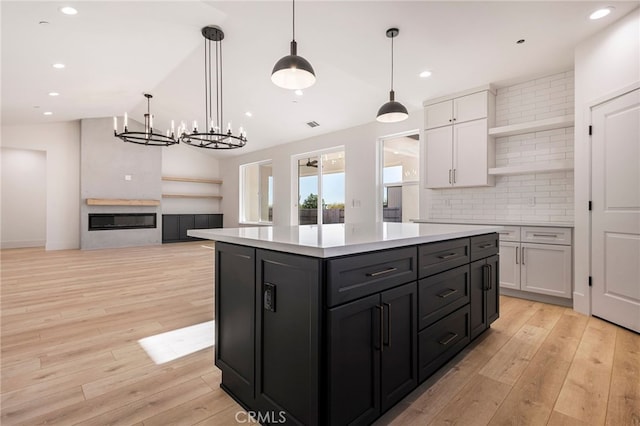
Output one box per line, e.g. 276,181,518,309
124,112,128,129
171,120,175,134
193,121,198,131
113,117,117,131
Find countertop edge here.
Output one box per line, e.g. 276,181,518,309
188,225,503,258
411,219,574,228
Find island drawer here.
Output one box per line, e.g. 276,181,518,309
326,246,417,307
470,233,499,261
418,305,470,382
418,238,470,278
418,265,470,329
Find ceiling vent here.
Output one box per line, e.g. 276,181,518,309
306,121,320,128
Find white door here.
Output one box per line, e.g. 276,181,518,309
591,87,640,332
521,243,572,298
499,242,520,290
453,119,488,187
425,126,453,188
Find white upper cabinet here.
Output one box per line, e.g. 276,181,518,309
424,87,495,189
425,91,489,130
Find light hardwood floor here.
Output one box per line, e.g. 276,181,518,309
1,243,638,425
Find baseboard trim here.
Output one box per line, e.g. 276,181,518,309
500,288,573,308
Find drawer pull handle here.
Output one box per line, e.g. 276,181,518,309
479,243,494,249
438,253,458,260
439,333,458,346
532,233,558,238
437,288,458,298
366,267,397,277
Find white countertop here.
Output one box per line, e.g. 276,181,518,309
188,222,502,258
411,218,574,228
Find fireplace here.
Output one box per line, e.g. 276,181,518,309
88,213,157,231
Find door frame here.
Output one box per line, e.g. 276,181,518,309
583,81,640,316
377,129,421,223
290,146,345,226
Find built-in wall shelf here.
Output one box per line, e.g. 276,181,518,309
86,198,160,206
161,176,222,184
488,159,574,176
162,194,223,199
489,115,574,137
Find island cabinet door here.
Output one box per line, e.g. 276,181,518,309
380,282,418,412
215,242,256,407
328,294,381,426
328,281,417,426
469,254,499,340
255,250,321,426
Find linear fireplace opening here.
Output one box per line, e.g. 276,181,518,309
88,213,157,231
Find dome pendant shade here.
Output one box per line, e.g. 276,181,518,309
377,90,408,123
271,41,316,90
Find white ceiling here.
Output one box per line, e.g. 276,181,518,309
2,1,637,157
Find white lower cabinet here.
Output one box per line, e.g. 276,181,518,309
499,226,572,299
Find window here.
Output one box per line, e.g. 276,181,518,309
240,161,273,223
294,149,345,225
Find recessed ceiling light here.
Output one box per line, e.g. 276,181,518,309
295,89,304,96
590,7,613,20
419,70,432,78
43,111,53,116
245,111,253,117
60,6,78,15
48,92,60,97
52,63,65,69
516,39,525,44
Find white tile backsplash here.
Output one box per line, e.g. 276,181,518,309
428,70,574,224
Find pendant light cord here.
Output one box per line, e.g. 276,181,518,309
292,0,295,41
390,34,394,91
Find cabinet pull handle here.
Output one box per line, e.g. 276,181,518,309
383,303,391,347
488,264,493,290
522,247,525,265
437,288,458,298
516,246,519,264
438,253,458,260
532,233,558,238
482,264,490,290
449,169,452,184
366,267,397,277
439,333,458,346
453,169,456,184
479,243,494,249
376,305,384,352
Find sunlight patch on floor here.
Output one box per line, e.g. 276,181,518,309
138,320,214,364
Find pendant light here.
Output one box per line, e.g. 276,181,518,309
181,26,246,149
113,94,178,146
271,0,316,90
376,28,408,123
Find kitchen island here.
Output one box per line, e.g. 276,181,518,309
189,222,501,425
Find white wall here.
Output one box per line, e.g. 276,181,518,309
1,148,47,248
220,111,422,227
161,142,221,215
573,8,640,315
1,122,80,250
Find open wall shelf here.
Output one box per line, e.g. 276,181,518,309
161,176,222,184
488,159,574,176
86,198,160,206
489,115,574,137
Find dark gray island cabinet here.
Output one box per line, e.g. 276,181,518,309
189,223,500,425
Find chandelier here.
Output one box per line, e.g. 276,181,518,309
114,94,178,146
181,26,247,149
